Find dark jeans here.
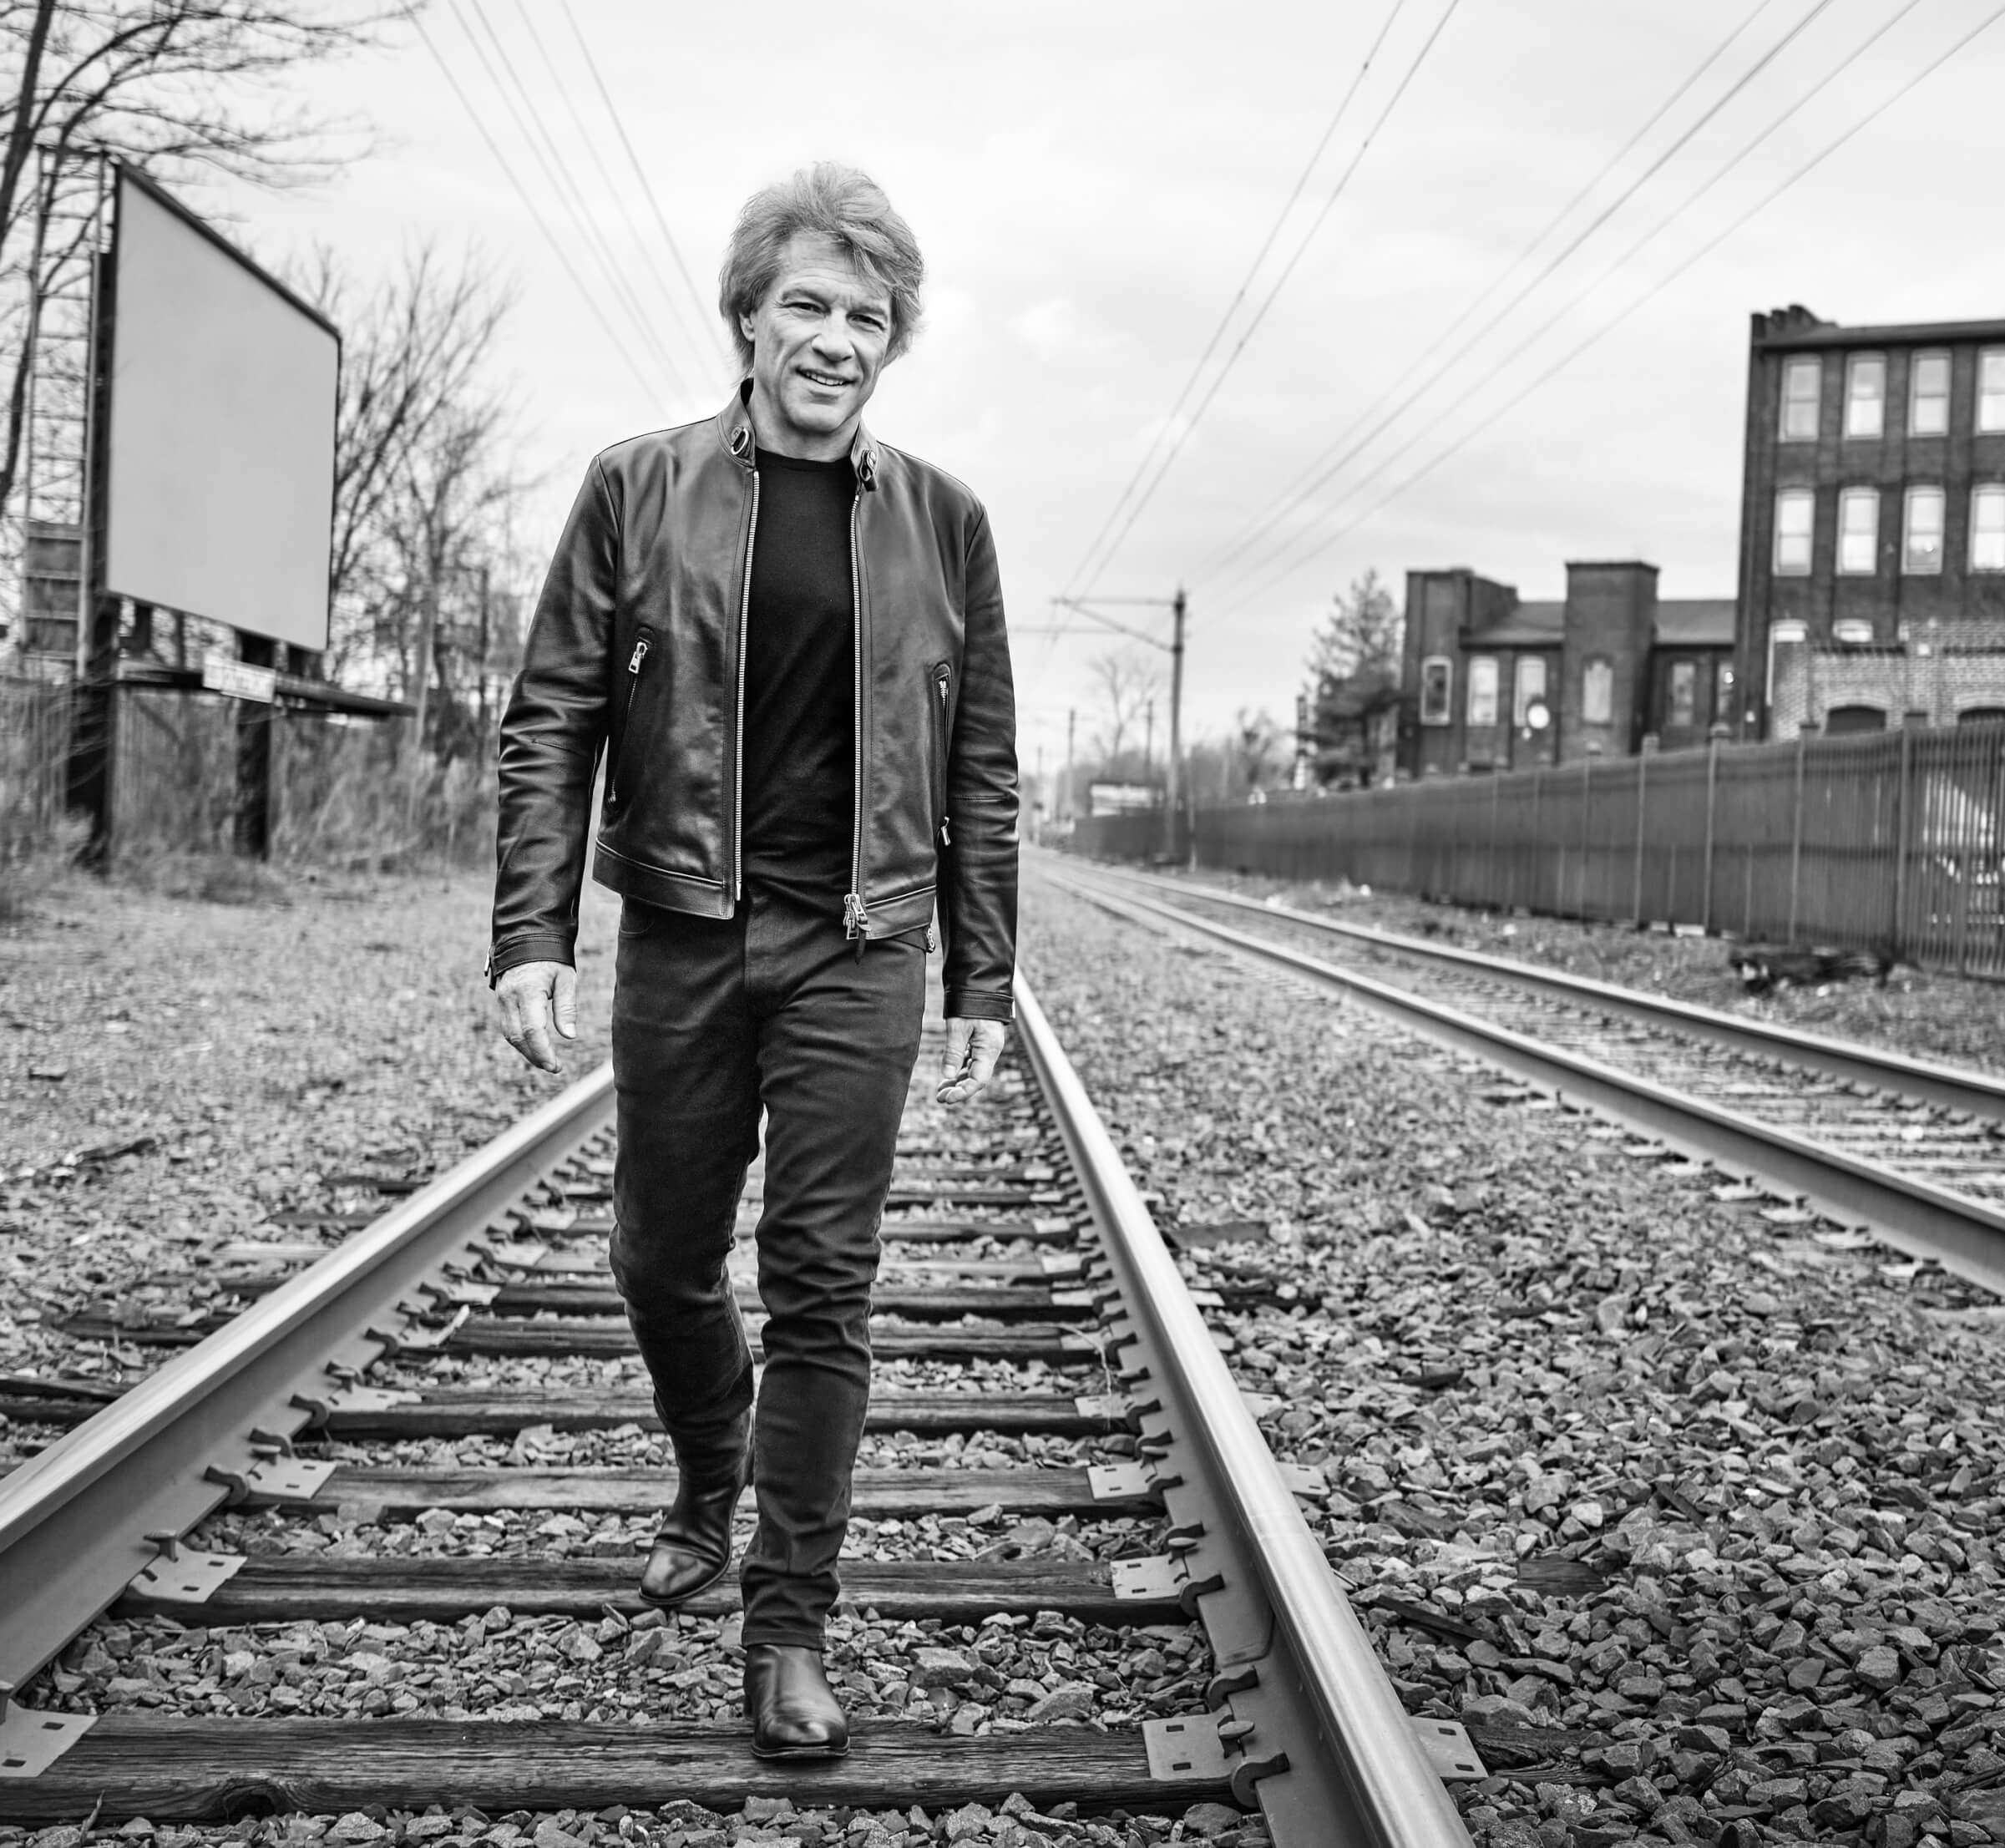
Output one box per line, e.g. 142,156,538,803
607,886,927,1647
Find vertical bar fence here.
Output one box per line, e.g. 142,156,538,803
1066,719,2005,980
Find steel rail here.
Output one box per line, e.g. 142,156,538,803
0,1064,616,1689
1013,971,1474,1848
1046,873,2005,1299
1071,858,2005,1124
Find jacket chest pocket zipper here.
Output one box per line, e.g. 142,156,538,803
931,661,953,848
607,633,653,809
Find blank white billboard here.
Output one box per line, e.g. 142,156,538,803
104,167,338,652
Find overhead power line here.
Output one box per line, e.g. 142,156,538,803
1056,0,1411,604
448,0,696,400
1191,0,1788,592
509,0,723,386
561,0,735,376
1216,0,2005,621
414,13,667,407
1197,0,1844,609
1068,0,1466,607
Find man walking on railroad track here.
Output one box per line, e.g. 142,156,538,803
487,163,1018,1760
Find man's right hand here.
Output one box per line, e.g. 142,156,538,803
495,959,578,1074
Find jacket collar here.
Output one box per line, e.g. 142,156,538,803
716,379,879,490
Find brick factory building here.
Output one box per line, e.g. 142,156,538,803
1735,305,2005,737
1397,562,1734,779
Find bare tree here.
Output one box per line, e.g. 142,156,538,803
298,245,515,647
1230,706,1284,792
0,0,396,537
384,397,520,763
1086,647,1160,768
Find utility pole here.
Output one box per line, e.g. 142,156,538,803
476,564,492,742
1048,588,1190,863
1143,697,1154,788
1167,585,1186,864
1066,707,1076,823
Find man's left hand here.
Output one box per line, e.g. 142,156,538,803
937,1017,1007,1106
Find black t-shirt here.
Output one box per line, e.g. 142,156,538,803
741,448,856,906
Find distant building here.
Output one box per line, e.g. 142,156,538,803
1397,562,1734,777
1735,305,2005,737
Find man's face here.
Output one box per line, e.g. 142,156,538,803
741,232,894,458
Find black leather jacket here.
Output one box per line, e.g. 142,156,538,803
490,392,1019,1021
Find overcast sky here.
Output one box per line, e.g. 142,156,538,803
205,0,2005,777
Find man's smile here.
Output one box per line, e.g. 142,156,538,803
797,367,853,389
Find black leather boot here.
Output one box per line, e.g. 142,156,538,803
744,1643,848,1758
639,1403,752,1608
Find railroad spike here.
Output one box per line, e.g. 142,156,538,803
142,1527,180,1561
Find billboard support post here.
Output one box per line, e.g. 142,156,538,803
234,632,276,858
68,156,117,863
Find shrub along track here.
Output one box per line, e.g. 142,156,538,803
0,974,1469,1848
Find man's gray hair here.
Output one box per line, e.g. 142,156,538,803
719,163,924,372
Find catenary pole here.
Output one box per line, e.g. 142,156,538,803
1167,585,1187,863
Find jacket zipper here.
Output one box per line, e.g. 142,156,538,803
732,473,760,900
933,661,953,848
606,635,651,808
844,485,868,949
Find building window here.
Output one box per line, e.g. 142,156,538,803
1981,349,2005,433
1582,657,1613,727
1833,618,1876,646
1904,485,1945,574
1973,484,2005,572
1780,356,1820,441
1774,489,1814,575
1836,486,1878,574
1844,354,1885,438
1466,656,1499,727
1419,656,1453,726
1668,661,1697,728
1910,350,1951,436
1513,655,1548,727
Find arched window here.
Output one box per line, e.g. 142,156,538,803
1419,657,1453,726
1513,656,1548,727
1582,657,1613,727
1667,661,1697,728
1466,656,1499,727
1825,705,1887,735
1958,707,2005,727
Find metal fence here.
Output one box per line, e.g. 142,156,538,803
1065,720,2005,978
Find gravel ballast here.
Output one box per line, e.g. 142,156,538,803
17,854,2005,1847
1092,861,2005,1078
1020,871,2005,1848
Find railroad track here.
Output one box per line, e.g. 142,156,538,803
0,973,1471,1847
1046,858,2005,1300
